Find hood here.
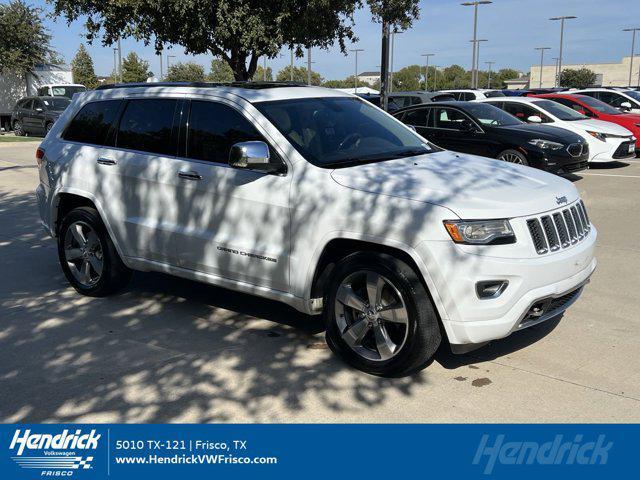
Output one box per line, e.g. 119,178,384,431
572,118,634,136
330,151,579,219
496,123,584,142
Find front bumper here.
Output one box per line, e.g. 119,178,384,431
415,225,597,346
528,149,589,175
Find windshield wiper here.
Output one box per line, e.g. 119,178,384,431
323,149,431,168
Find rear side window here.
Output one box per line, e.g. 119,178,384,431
186,101,263,163
63,100,121,145
402,108,428,127
116,99,178,156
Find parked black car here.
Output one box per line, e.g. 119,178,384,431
393,101,589,175
11,96,71,136
356,93,401,113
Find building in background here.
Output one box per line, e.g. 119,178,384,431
504,74,530,90
356,71,380,86
530,56,640,88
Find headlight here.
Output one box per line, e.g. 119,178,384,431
443,219,516,245
586,131,607,142
527,139,564,150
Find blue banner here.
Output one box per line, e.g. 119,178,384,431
0,424,635,479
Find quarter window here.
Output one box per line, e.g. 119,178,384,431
186,101,264,163
116,99,178,156
63,100,121,146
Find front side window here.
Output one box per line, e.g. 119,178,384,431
187,101,264,163
63,100,121,145
531,99,588,121
502,102,551,122
622,90,640,103
597,91,626,108
256,97,433,168
576,95,622,114
431,107,475,130
116,99,178,156
42,98,71,110
462,102,521,126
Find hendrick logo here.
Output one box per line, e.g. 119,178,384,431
9,429,101,475
556,195,568,205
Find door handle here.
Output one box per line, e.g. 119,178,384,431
178,171,202,180
97,157,117,166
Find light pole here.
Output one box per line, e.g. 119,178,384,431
167,54,176,76
262,56,267,81
290,48,294,82
550,15,577,87
307,47,312,85
113,48,118,82
534,47,551,88
462,1,492,89
117,37,123,83
552,57,559,87
350,48,364,93
485,61,495,88
421,53,435,91
389,31,401,92
433,66,440,90
623,28,640,87
470,39,487,87
159,52,163,81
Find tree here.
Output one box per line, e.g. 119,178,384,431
48,0,421,81
0,1,54,75
253,65,273,82
122,52,152,83
392,64,421,91
276,65,323,85
209,57,234,82
559,68,596,89
71,44,98,89
322,79,351,88
165,62,206,82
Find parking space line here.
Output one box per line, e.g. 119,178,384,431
581,173,640,178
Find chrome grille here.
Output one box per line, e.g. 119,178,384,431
527,201,591,255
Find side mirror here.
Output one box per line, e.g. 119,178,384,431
407,125,417,132
620,102,632,111
527,115,543,123
229,141,281,173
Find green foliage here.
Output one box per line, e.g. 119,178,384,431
0,0,53,74
253,65,273,82
209,57,233,82
392,64,422,91
122,52,151,83
71,44,98,88
559,68,597,89
47,0,420,80
165,62,206,82
276,65,323,85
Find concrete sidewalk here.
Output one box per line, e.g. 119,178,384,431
0,143,638,422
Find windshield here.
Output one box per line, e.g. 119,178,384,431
462,102,522,126
42,98,71,110
51,86,87,98
576,95,622,115
623,90,640,102
532,99,588,121
484,90,506,98
255,97,434,168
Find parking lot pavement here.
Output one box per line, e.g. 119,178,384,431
0,142,638,423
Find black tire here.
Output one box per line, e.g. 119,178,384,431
324,252,441,377
57,207,132,296
45,122,54,135
497,148,528,166
13,121,25,136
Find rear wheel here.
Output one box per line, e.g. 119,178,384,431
13,121,24,136
57,207,132,296
324,252,441,377
498,149,528,165
45,122,54,135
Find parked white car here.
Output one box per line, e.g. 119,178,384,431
36,83,596,376
440,89,505,101
479,97,636,162
572,88,640,114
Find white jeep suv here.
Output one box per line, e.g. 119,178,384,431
35,83,597,376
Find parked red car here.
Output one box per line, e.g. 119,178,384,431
534,93,640,153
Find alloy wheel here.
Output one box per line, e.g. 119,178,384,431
334,270,409,362
500,152,525,164
63,221,104,287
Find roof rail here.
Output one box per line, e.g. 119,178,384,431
95,81,309,91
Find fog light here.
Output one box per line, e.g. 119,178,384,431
476,280,509,299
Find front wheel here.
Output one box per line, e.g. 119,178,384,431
57,207,132,296
13,121,24,136
497,149,528,165
324,252,442,377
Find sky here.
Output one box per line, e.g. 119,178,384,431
32,0,640,80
